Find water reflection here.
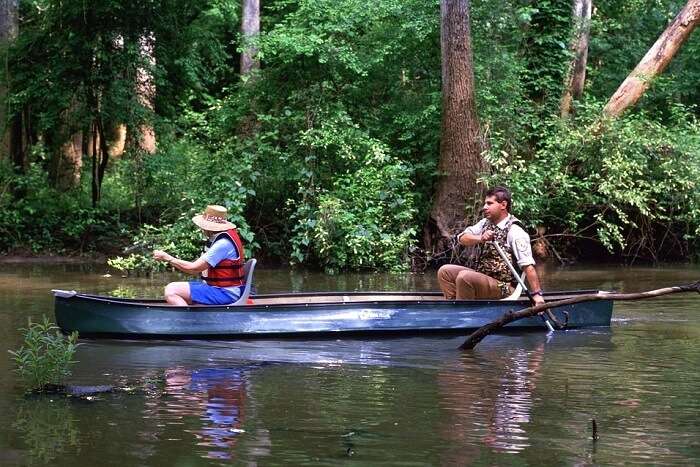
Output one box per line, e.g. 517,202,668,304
153,366,253,461
3,258,700,466
483,345,544,452
13,398,80,464
437,342,545,460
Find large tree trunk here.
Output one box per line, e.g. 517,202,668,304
427,0,486,253
560,0,592,118
136,33,156,153
0,0,18,161
238,0,260,137
54,132,83,190
240,0,260,77
603,0,700,117
49,97,84,190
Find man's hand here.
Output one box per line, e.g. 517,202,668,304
153,250,173,262
480,230,495,243
533,294,545,306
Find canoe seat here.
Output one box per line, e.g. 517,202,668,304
501,271,526,301
230,258,257,306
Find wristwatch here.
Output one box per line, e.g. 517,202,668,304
531,289,543,297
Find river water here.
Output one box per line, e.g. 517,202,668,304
1,262,699,465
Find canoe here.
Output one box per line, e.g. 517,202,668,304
52,289,613,338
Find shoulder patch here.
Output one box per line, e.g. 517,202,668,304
515,238,529,252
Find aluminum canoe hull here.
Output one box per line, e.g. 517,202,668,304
53,290,614,338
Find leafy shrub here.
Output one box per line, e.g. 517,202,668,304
8,317,79,392
485,101,700,259
0,153,118,254
288,117,417,273
107,137,259,274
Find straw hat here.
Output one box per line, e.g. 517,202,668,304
192,205,236,232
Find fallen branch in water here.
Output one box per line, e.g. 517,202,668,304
459,281,700,350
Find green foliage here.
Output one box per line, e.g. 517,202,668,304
4,0,700,268
8,317,80,392
588,0,700,116
485,101,700,257
0,154,118,253
288,129,417,273
107,136,259,274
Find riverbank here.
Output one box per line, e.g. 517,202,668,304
0,253,107,265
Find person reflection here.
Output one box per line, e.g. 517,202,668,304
437,342,545,460
482,344,544,451
164,366,249,460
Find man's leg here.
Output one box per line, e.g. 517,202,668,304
454,269,503,299
437,264,469,299
164,282,192,306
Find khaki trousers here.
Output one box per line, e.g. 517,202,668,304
437,264,506,300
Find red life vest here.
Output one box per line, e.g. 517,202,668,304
203,229,246,287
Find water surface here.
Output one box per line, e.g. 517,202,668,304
1,262,699,465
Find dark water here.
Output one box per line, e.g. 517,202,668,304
1,262,699,465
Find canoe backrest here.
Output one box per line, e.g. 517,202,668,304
230,258,257,306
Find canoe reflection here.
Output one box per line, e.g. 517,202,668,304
163,366,250,460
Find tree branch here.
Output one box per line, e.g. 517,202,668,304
460,281,700,350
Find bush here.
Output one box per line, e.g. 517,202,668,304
8,317,79,392
288,118,418,273
0,153,118,254
485,101,700,260
107,136,259,274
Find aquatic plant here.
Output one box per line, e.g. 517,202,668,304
8,317,79,392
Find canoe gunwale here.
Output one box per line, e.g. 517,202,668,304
56,289,607,311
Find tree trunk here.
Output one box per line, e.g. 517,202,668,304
603,0,700,117
240,0,260,77
50,97,84,190
0,0,18,161
238,0,260,137
560,0,592,118
427,0,486,253
136,33,156,153
107,124,126,157
54,132,83,190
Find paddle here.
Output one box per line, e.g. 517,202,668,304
459,281,700,349
488,241,555,333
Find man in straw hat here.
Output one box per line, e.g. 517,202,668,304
153,205,247,305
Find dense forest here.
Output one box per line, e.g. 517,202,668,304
0,0,699,273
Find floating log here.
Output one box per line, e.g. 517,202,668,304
460,281,700,349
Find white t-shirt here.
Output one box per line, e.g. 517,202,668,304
459,215,535,268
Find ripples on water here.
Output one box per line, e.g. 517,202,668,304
1,264,699,465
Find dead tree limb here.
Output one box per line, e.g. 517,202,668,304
603,0,700,117
560,0,592,118
460,281,700,350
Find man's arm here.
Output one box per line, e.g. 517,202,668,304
457,219,490,246
153,250,209,275
508,226,545,305
522,264,545,305
459,230,495,247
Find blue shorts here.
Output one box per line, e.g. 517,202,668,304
189,281,242,305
